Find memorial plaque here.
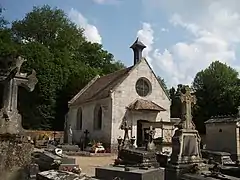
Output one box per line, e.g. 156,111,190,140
182,135,198,156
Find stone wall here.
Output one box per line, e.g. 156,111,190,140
69,97,112,145
206,123,237,155
24,130,64,140
0,141,33,180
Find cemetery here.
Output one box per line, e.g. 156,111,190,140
1,40,240,180
2,5,240,180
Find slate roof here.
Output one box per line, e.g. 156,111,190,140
69,58,170,105
127,99,166,111
130,38,146,49
72,66,133,105
205,115,240,124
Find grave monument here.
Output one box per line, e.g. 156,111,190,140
0,56,38,179
165,85,204,179
95,119,165,180
170,85,202,165
0,56,38,135
166,85,239,180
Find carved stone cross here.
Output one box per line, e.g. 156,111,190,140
238,106,240,117
145,126,155,143
120,118,131,148
180,86,196,129
0,56,38,135
84,129,90,137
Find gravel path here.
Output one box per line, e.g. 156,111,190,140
74,155,117,177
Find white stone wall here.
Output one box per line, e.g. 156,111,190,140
111,60,171,147
68,97,112,145
206,123,237,155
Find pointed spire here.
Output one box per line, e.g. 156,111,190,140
130,38,146,65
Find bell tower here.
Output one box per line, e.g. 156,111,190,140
130,38,146,65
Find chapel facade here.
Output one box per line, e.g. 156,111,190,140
67,38,175,152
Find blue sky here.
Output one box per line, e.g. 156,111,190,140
2,0,240,87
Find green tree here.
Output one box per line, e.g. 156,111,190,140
157,76,168,90
192,61,240,133
169,84,187,118
2,5,124,130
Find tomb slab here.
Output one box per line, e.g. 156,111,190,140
95,165,164,180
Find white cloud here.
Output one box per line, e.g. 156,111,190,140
136,23,154,63
140,0,240,87
69,8,102,44
161,28,169,32
92,0,121,5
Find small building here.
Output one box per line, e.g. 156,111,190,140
205,114,240,160
67,38,176,152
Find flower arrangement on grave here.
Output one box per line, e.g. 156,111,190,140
130,136,136,146
89,141,106,153
38,133,49,140
62,166,82,175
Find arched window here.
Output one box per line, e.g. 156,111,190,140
76,108,82,130
94,105,102,130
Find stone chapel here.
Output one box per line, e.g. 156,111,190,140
67,38,176,152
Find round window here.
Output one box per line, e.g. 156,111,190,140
135,78,151,97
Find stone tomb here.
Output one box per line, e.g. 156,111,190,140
165,86,239,180
37,170,93,180
165,86,205,180
95,166,164,180
181,173,240,180
118,148,159,167
32,149,79,172
115,120,159,167
95,119,164,180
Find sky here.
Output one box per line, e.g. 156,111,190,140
2,0,240,87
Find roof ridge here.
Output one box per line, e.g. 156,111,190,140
89,67,132,100
98,66,133,79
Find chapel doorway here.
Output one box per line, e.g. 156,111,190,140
137,120,149,147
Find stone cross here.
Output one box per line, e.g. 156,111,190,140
145,126,155,143
180,86,196,129
68,125,73,145
0,56,38,135
238,106,240,117
120,119,131,148
145,126,156,151
84,129,90,137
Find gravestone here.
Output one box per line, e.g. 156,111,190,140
83,129,90,149
120,118,131,149
170,86,202,165
0,56,38,135
165,86,206,180
0,56,38,179
145,126,156,151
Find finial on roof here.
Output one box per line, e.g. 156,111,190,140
130,37,146,65
130,38,146,49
